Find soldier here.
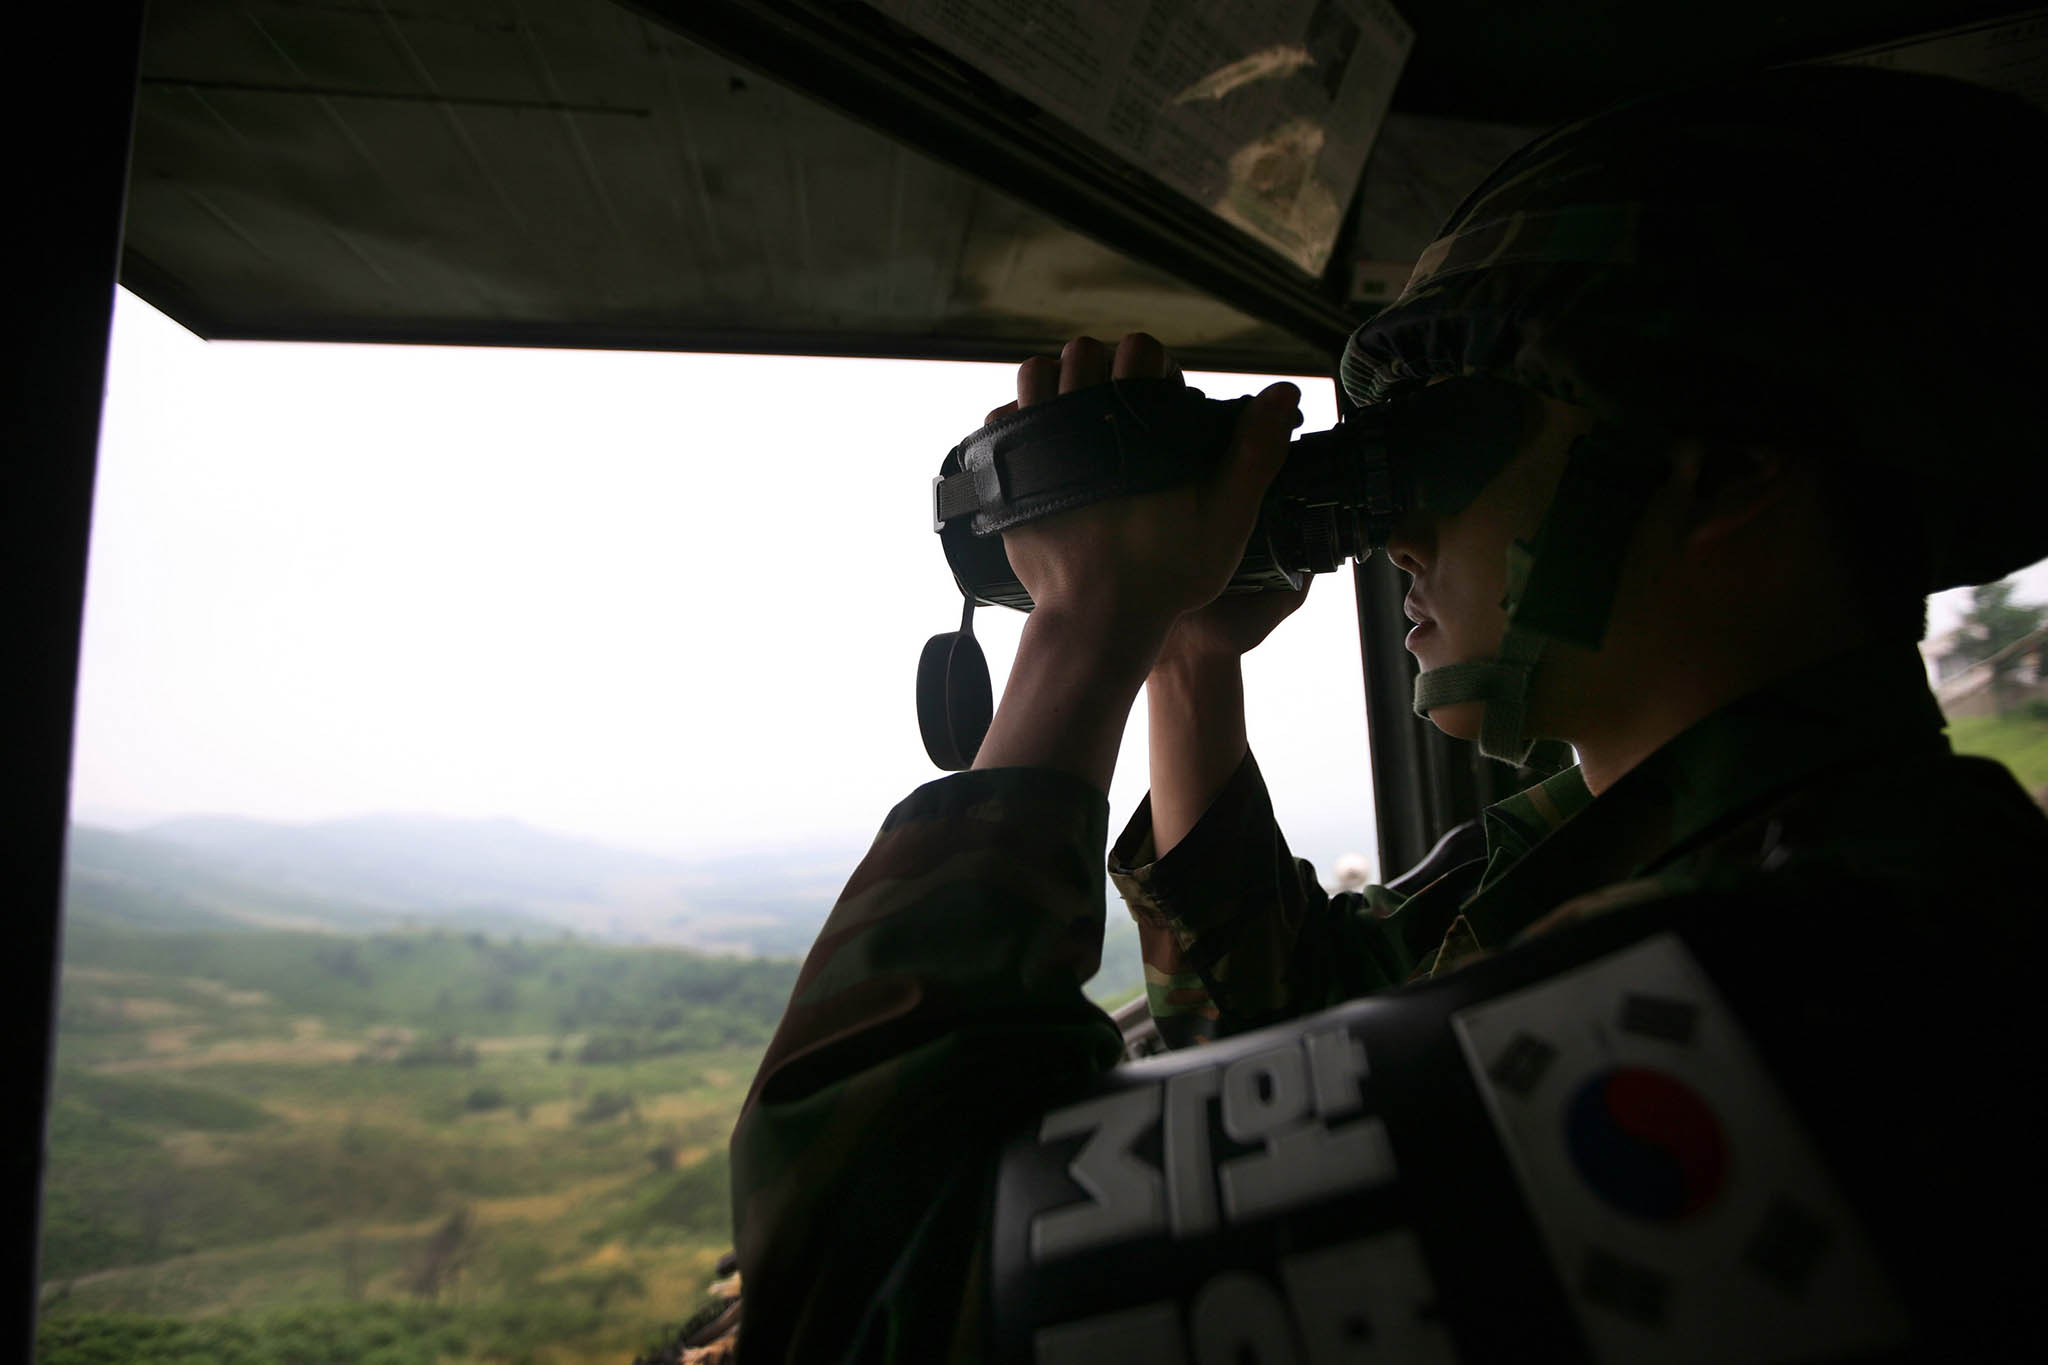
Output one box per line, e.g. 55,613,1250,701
733,66,2047,1361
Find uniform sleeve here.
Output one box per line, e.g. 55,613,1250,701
1108,750,1465,1042
730,766,1127,1364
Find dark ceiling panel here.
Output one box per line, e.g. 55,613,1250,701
121,1,2040,369
124,0,1322,370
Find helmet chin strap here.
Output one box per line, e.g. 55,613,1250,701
1410,424,1672,767
1412,543,1550,765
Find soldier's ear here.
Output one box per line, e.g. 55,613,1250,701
1679,441,1795,551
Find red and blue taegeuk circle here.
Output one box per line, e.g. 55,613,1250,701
1565,1066,1728,1222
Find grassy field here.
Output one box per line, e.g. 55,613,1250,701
37,918,793,1365
38,823,1158,1365
1947,703,2048,798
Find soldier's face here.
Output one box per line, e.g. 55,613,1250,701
1384,389,1597,742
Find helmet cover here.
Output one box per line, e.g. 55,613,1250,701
1342,65,2048,590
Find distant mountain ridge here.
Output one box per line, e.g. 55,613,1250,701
139,812,694,913
65,813,865,956
62,811,1146,1000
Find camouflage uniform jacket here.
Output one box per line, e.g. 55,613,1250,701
1109,753,1594,1048
731,643,2045,1362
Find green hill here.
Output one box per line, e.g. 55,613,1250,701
40,812,1152,1364
66,815,857,955
59,917,797,1058
39,901,793,1365
65,823,551,939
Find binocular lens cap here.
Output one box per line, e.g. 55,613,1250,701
916,630,993,770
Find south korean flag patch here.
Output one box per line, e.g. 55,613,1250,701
1451,933,1908,1363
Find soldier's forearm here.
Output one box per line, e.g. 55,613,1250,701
973,601,1167,792
1146,648,1249,856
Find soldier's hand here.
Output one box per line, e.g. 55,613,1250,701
1156,573,1314,672
987,333,1301,639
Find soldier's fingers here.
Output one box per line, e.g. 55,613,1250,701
1058,336,1113,394
984,400,1018,426
1112,332,1172,382
1218,382,1300,514
1018,355,1059,408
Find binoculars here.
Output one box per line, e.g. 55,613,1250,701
917,376,1527,768
932,376,1526,610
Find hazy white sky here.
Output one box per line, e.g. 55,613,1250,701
71,291,2045,873
73,291,1378,869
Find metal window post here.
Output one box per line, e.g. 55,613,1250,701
3,2,146,1353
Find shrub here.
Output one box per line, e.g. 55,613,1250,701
574,1091,637,1125
394,1036,477,1067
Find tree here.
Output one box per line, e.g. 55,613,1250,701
575,1090,639,1125
342,1226,366,1301
408,1207,472,1300
1957,580,2048,713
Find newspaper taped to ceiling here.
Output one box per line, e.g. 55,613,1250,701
866,0,1414,277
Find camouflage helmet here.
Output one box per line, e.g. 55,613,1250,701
1340,64,2048,591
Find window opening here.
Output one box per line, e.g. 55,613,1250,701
40,290,1368,1361
1923,556,2048,809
